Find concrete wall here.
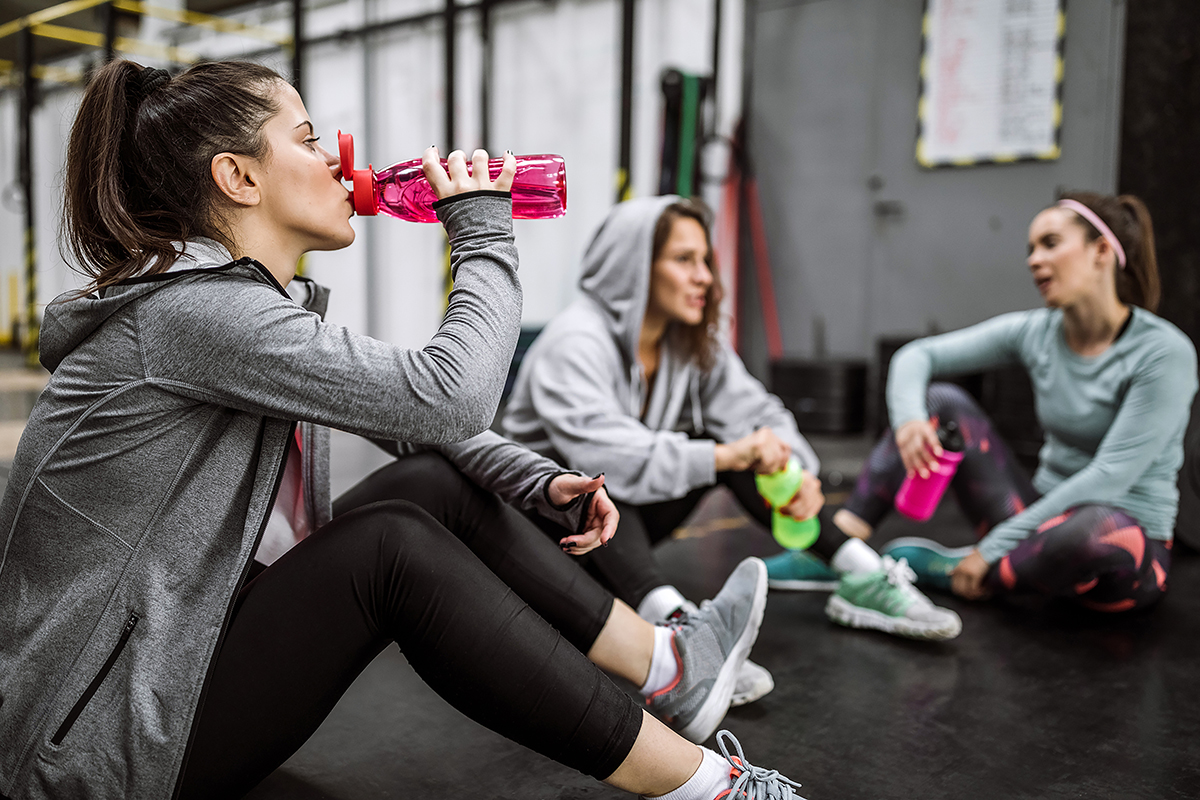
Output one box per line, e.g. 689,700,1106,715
740,0,1127,378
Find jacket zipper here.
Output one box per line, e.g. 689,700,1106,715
50,611,140,746
170,422,295,798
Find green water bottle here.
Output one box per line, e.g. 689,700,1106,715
754,456,820,550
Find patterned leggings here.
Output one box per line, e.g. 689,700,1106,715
843,383,1171,611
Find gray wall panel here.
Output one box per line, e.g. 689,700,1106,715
743,0,1126,378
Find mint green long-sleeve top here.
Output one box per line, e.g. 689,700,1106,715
888,307,1198,563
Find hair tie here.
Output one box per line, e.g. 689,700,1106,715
131,67,171,105
1057,199,1127,270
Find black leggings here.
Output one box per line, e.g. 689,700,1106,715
178,455,640,798
550,471,772,608
845,383,1172,609
543,469,857,608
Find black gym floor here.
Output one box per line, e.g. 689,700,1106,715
242,435,1200,800
1,362,1194,799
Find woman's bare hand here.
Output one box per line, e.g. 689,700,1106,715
950,549,991,600
548,474,618,555
778,469,824,521
421,147,517,199
895,418,942,479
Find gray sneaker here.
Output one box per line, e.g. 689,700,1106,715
645,558,768,743
729,658,775,708
644,598,775,708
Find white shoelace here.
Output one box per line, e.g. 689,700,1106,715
883,555,917,587
882,555,933,608
716,730,806,800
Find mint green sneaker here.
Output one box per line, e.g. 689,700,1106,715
764,550,839,591
825,556,962,640
882,537,975,593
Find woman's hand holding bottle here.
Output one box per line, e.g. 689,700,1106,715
421,147,517,200
779,470,824,521
714,427,791,474
895,418,942,479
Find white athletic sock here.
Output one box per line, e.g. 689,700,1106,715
637,585,689,623
831,537,884,574
639,626,679,697
651,746,733,800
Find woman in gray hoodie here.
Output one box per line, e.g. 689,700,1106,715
0,61,805,800
503,197,962,649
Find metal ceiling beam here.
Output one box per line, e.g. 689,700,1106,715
0,0,110,43
112,0,291,46
29,22,200,63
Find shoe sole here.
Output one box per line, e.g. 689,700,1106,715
678,558,768,742
882,537,977,560
824,594,962,641
767,577,839,592
729,660,775,707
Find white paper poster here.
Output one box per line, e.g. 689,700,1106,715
917,0,1064,167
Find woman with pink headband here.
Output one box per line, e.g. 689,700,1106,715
800,191,1197,612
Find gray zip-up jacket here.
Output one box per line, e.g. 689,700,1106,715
502,195,818,504
0,196,575,799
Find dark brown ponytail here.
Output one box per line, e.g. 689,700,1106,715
63,59,284,291
1056,190,1161,313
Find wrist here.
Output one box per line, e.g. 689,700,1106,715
543,471,584,511
713,443,731,472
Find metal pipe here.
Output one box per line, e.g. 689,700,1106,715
291,0,303,98
480,0,493,152
617,0,635,202
709,0,721,130
739,0,756,174
103,0,117,62
362,0,379,338
237,0,532,63
444,0,457,150
18,26,38,359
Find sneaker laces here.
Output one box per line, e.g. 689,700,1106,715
883,555,917,587
882,555,932,608
716,729,805,800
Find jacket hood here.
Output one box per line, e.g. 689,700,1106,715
578,195,681,364
39,239,242,372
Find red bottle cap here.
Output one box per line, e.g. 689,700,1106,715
337,130,378,216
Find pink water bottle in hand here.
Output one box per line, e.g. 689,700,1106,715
338,131,566,223
894,420,966,522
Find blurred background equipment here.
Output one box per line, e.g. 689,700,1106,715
0,0,745,361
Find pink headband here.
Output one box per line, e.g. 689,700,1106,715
1057,199,1126,269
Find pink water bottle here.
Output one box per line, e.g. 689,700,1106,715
338,131,566,222
894,420,966,522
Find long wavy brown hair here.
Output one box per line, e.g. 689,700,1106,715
651,200,725,372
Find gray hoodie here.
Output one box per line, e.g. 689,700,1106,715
502,195,818,504
0,196,576,799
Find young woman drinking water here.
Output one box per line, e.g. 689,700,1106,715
846,192,1197,610
0,60,804,800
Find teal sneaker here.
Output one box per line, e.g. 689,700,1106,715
764,550,839,591
882,537,975,592
825,556,962,641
